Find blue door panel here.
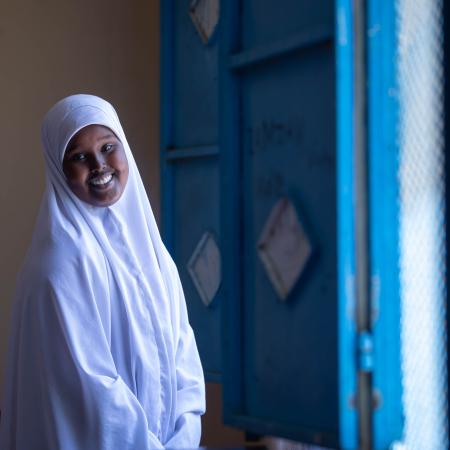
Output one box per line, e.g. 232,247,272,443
161,0,222,381
219,0,339,445
241,49,337,432
241,0,334,50
172,159,221,378
172,4,218,148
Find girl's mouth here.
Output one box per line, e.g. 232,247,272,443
89,172,113,188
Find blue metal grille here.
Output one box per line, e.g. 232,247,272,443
394,0,448,447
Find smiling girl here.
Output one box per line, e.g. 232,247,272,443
0,94,205,450
63,124,129,207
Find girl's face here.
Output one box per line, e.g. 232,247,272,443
63,125,129,207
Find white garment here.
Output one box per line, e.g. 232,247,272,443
0,94,205,450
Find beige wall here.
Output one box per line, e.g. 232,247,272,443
0,0,160,397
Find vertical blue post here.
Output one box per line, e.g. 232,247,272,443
337,0,403,446
219,0,243,425
336,0,358,448
367,0,403,448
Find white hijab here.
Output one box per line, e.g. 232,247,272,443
0,94,205,450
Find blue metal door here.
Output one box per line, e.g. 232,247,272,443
219,1,339,447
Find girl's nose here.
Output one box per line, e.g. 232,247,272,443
90,153,106,172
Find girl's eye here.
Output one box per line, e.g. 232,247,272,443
102,143,114,152
70,153,86,162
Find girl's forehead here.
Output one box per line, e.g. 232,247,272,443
65,124,118,153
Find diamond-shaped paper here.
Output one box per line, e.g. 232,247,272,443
187,231,221,307
189,0,219,44
257,198,312,301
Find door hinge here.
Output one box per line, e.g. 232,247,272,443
358,330,374,372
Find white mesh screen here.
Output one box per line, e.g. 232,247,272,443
394,0,448,448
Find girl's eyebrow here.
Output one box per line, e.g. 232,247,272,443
97,133,117,141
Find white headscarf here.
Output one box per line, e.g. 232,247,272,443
0,94,205,450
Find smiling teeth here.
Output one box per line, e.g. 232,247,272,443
90,173,113,186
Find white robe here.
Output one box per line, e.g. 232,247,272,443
0,94,205,450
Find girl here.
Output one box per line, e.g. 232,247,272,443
0,94,205,449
